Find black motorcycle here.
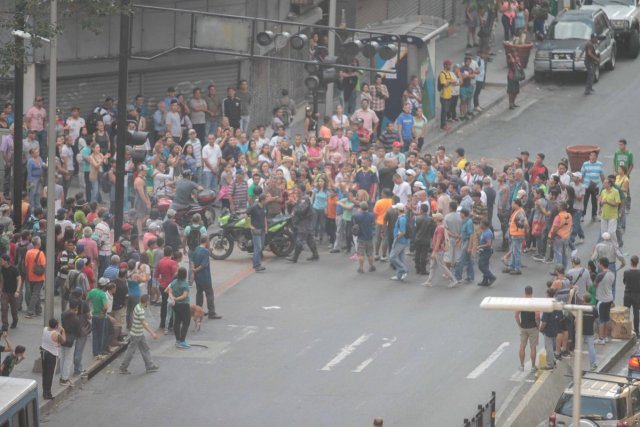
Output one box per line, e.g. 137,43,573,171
209,211,295,260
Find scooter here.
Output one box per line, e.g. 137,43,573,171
155,189,217,228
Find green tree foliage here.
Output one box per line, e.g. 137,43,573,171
0,0,126,76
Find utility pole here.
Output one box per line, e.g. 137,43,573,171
12,0,26,229
114,0,131,240
324,0,336,117
43,0,57,325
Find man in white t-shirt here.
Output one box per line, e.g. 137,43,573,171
202,134,222,192
66,107,85,141
392,173,411,205
60,135,75,196
165,101,182,140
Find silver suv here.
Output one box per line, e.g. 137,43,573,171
549,373,640,426
583,0,640,58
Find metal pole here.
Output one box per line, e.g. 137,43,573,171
324,0,336,116
12,1,25,229
490,391,496,427
44,0,57,325
114,0,131,240
573,309,583,426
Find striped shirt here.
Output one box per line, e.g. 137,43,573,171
129,304,146,336
580,160,603,188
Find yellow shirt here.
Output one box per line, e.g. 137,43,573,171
456,158,467,170
600,187,620,220
615,175,629,193
439,71,454,100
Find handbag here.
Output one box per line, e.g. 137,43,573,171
514,64,526,81
531,218,545,237
32,250,45,276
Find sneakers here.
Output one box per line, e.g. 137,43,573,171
357,268,364,274
518,365,524,372
177,342,191,349
422,280,433,287
146,365,160,373
448,280,459,288
576,237,584,245
390,275,400,281
254,266,266,272
119,369,132,375
400,272,407,282
590,364,598,371
604,337,610,343
542,259,554,264
349,254,358,260
374,255,380,261
380,257,388,262
531,366,537,373
59,379,72,386
595,338,606,345
329,249,340,253
532,255,544,262
368,265,377,272
509,270,522,275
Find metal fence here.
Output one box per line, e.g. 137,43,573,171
463,391,496,427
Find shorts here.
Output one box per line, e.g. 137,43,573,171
597,301,612,323
112,308,126,327
151,277,159,289
519,327,539,347
460,86,473,101
357,239,373,257
557,316,569,332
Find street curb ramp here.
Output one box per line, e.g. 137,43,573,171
500,337,636,427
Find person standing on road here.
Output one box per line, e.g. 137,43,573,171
505,199,528,275
506,52,522,110
598,177,621,247
353,201,376,274
515,285,540,372
580,293,598,371
86,281,108,359
119,294,159,375
41,318,65,400
614,139,633,212
423,213,457,287
247,193,268,272
477,220,496,287
59,300,81,387
192,235,222,320
581,150,605,221
569,172,586,248
540,288,559,370
168,267,191,349
583,33,600,96
24,236,45,319
288,185,319,263
623,255,640,337
548,201,572,270
0,254,20,331
454,209,475,283
594,257,614,345
389,203,409,282
413,204,435,276
155,247,177,334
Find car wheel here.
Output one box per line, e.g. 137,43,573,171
605,44,616,70
628,27,640,58
594,65,600,83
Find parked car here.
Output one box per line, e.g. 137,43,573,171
549,372,640,426
534,8,617,82
583,0,640,57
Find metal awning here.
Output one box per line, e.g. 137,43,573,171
361,15,449,46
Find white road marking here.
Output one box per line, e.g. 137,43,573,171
352,337,397,373
234,326,258,342
496,381,526,421
321,334,372,371
466,342,510,379
262,306,281,310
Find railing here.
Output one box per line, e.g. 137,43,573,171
463,391,496,427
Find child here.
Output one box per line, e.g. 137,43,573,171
0,332,25,377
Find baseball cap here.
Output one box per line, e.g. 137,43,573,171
122,223,132,232
602,232,611,240
119,262,128,269
413,181,426,190
98,277,110,288
76,243,85,252
443,59,452,66
517,189,527,199
56,208,67,215
571,171,582,179
392,203,405,211
432,212,444,221
392,141,402,148
101,211,113,220
167,209,176,218
0,204,10,212
406,169,417,176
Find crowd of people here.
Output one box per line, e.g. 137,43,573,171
0,63,636,399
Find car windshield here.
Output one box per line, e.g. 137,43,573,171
593,0,634,6
556,394,618,420
550,20,593,40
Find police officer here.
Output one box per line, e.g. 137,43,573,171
288,184,319,263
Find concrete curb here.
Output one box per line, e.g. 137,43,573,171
500,336,637,427
424,75,535,150
40,342,128,414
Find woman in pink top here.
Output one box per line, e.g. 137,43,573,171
501,0,516,41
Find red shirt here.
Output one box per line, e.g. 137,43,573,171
529,164,548,186
83,265,95,289
154,256,178,289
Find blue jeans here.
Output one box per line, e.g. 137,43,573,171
73,335,88,374
28,179,41,209
240,115,250,134
478,249,495,284
251,230,264,268
509,237,523,271
455,240,474,281
205,119,219,136
92,317,107,356
313,208,326,240
584,334,596,367
389,241,408,276
553,238,568,269
202,170,218,192
90,179,101,203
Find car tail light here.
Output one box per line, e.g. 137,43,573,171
629,356,640,369
548,414,556,427
617,422,629,427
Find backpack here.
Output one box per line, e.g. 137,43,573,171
84,111,103,134
437,71,446,92
15,242,29,277
187,225,202,251
22,216,38,232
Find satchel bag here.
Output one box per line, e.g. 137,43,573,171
32,250,45,276
514,64,526,81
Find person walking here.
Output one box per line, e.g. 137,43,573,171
413,205,435,276
154,247,177,334
288,184,319,263
389,203,409,282
584,33,600,95
59,300,81,386
515,286,540,371
454,209,475,283
168,267,191,349
580,293,598,371
581,150,605,221
477,219,496,286
540,288,559,370
119,294,159,374
353,202,376,274
0,254,20,330
24,236,45,319
247,193,268,272
623,255,640,336
595,257,615,345
86,281,108,359
41,318,66,400
599,177,621,247
423,213,458,287
192,235,222,320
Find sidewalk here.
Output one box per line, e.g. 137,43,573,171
424,23,536,149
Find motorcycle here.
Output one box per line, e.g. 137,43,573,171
208,211,295,260
155,189,217,228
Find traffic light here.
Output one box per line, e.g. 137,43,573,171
304,55,339,92
127,130,149,163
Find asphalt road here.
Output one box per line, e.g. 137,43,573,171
44,57,640,427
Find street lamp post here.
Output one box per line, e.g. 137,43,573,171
480,297,592,427
12,1,26,230
44,0,58,324
324,0,336,116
